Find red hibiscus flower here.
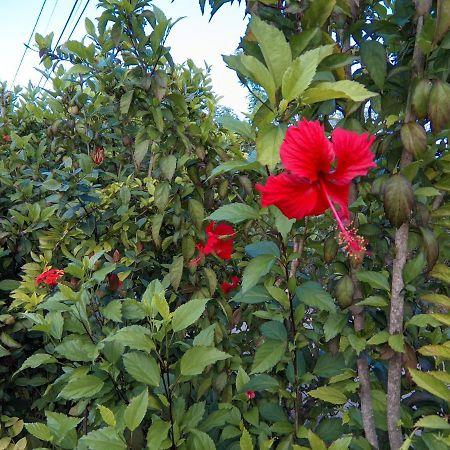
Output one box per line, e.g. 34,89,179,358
192,222,235,265
246,390,256,400
2,135,12,143
36,268,64,287
91,146,105,165
107,273,123,291
221,276,240,294
256,120,376,261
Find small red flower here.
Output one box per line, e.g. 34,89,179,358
246,390,256,400
107,273,123,291
256,120,376,261
36,268,64,287
192,222,235,265
221,276,240,294
91,146,105,165
2,135,12,143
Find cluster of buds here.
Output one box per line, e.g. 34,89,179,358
91,145,105,165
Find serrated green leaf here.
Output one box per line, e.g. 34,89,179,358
208,203,260,224
172,298,209,332
242,255,277,293
124,388,148,431
180,346,231,376
308,386,347,404
123,352,160,386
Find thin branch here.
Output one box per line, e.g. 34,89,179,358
387,8,427,449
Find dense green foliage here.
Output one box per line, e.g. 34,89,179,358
0,0,449,449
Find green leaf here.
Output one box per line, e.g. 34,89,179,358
181,402,206,431
250,16,292,88
251,339,286,374
79,427,127,450
180,346,231,376
356,271,390,291
124,388,148,431
418,344,450,359
59,375,104,400
302,0,336,28
120,90,134,114
240,374,279,392
169,255,184,291
348,334,366,355
146,420,171,450
236,366,251,392
260,321,287,341
193,324,216,347
420,294,450,309
172,298,209,332
160,154,177,180
106,325,154,352
242,255,277,293
232,285,272,304
102,300,122,322
25,423,53,442
123,352,160,386
282,45,335,102
217,116,255,139
403,252,426,284
46,411,82,441
296,282,337,312
356,296,388,307
188,429,217,450
240,55,277,105
245,241,280,258
134,139,150,169
409,369,450,401
15,353,56,375
256,123,286,169
208,203,260,224
98,405,116,427
329,436,353,450
308,430,327,450
314,353,346,378
367,331,390,345
308,386,347,405
414,415,450,429
240,427,254,450
388,334,404,353
324,312,347,341
92,263,116,282
429,263,450,284
360,40,387,90
0,280,20,291
303,80,377,104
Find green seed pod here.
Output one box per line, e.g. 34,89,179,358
324,237,339,263
428,80,450,133
411,78,432,119
218,179,229,199
383,174,414,227
400,122,427,158
335,275,355,309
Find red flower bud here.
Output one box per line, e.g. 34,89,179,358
2,135,12,142
91,146,105,165
246,390,256,400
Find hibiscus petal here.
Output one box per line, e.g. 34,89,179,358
322,181,351,222
329,128,376,184
280,120,334,182
256,173,328,219
213,223,235,237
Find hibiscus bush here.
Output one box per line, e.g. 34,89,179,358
0,0,449,449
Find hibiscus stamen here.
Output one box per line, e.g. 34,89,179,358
319,180,367,262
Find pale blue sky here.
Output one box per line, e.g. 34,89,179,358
1,0,248,113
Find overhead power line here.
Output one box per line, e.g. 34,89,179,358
38,0,80,88
12,0,48,86
67,0,91,41
44,0,60,33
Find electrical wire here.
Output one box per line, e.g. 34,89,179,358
66,0,91,41
38,0,80,88
12,0,48,86
44,0,60,33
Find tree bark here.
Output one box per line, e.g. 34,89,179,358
387,9,426,448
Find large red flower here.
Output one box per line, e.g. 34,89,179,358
193,222,235,264
256,120,376,260
36,268,64,287
220,275,240,294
